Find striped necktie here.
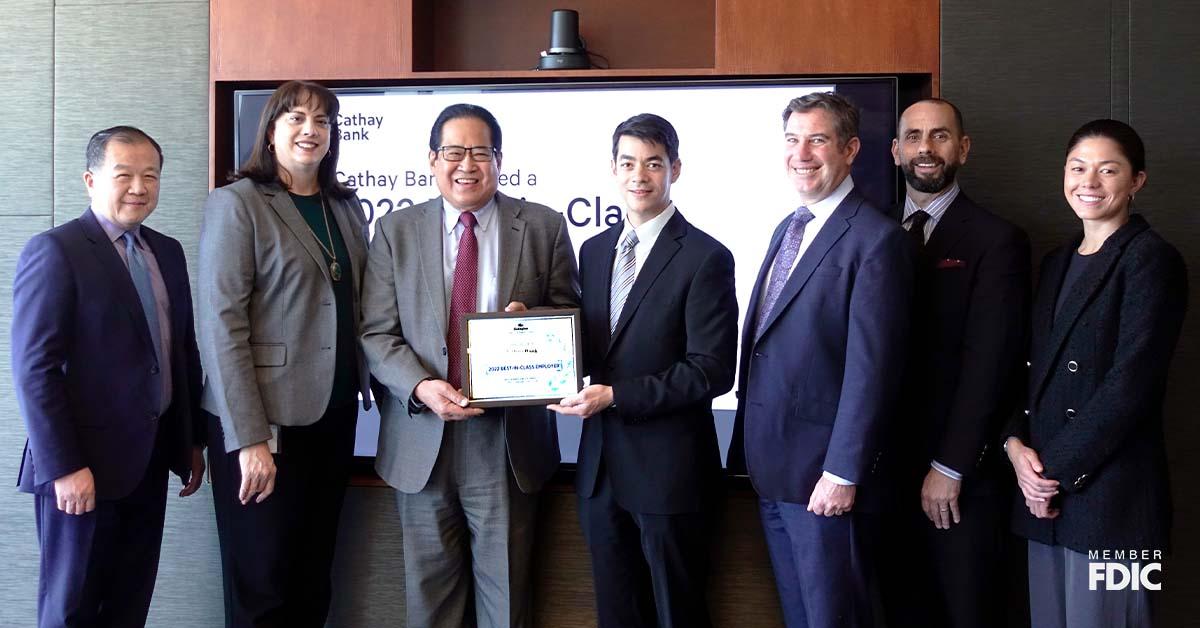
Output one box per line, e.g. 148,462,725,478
609,230,639,335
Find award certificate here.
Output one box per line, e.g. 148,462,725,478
462,309,582,408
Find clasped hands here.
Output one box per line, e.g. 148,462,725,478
1006,437,1060,519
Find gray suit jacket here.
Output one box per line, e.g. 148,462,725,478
198,177,370,453
361,192,580,494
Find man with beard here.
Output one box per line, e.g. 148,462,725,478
873,99,1031,628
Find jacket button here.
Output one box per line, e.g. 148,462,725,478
1024,409,1031,416
754,351,764,357
151,365,159,375
1067,360,1079,372
1026,361,1032,367
1074,474,1088,488
442,347,448,356
1065,408,1076,420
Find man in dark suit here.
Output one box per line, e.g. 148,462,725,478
874,98,1030,628
12,126,205,628
551,113,738,628
727,92,912,628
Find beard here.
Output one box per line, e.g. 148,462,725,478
902,157,960,194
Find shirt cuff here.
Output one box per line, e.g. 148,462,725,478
822,471,855,486
931,460,963,481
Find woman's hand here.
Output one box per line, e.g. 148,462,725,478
1006,437,1060,503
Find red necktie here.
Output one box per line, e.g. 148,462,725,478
447,211,478,389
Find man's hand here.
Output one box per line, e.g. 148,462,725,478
415,379,485,421
504,301,528,313
238,442,276,505
921,468,961,529
807,476,856,517
53,467,96,515
179,446,205,497
548,385,614,419
1006,437,1059,503
1025,496,1060,520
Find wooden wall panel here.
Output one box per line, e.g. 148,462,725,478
715,0,939,80
210,0,409,81
420,0,715,71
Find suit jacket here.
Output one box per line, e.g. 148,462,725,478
13,209,204,500
884,193,1031,499
729,187,913,511
575,209,738,515
1006,214,1186,553
197,177,371,453
361,192,581,494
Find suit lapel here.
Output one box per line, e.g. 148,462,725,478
755,193,857,339
418,200,449,339
329,194,367,293
591,222,622,349
495,193,526,306
262,185,333,283
608,210,686,351
79,209,156,356
924,195,972,260
742,215,789,352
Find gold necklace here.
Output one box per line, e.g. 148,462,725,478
301,194,342,282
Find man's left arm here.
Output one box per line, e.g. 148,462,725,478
544,212,581,309
171,240,207,496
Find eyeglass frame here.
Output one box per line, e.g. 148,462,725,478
435,145,499,162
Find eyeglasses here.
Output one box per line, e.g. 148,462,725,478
436,145,498,162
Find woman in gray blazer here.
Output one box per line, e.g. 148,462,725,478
1004,120,1187,628
197,80,370,628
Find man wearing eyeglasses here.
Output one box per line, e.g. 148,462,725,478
361,103,580,628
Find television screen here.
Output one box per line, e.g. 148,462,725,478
233,77,899,464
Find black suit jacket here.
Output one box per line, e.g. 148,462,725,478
574,209,739,515
1005,214,1186,553
885,193,1031,499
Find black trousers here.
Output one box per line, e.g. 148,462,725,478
578,462,714,628
207,402,357,628
34,425,169,628
869,489,1009,628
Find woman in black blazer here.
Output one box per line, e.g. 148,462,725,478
1004,120,1187,628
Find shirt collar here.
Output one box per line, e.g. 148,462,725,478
91,207,140,244
443,196,498,234
616,203,676,249
903,180,961,223
804,175,855,221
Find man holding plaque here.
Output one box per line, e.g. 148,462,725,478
360,104,580,628
551,113,738,628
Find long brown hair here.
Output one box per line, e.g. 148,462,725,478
234,80,355,199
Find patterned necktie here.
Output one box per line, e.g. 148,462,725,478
907,209,931,251
446,211,478,389
755,207,814,337
609,230,639,335
123,232,164,369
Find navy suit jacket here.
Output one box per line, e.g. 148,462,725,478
13,208,204,501
575,209,739,514
729,187,912,511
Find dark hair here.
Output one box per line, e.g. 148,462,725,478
429,104,503,153
782,92,860,147
235,80,354,199
86,126,163,171
611,113,680,163
1066,119,1146,173
908,98,966,135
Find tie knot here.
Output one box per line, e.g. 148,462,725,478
459,211,478,229
122,231,138,249
621,230,639,251
793,206,814,224
908,210,931,229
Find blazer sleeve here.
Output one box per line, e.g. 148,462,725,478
823,227,914,483
935,227,1031,474
359,221,438,409
197,186,273,451
612,245,738,420
544,211,582,309
11,234,86,482
1039,242,1188,492
172,240,206,447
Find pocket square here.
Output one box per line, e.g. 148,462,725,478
936,258,966,269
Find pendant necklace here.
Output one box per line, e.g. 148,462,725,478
304,194,342,282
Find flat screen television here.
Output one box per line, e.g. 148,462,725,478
232,77,900,466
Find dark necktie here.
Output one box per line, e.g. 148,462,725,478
123,232,164,370
755,207,814,337
609,230,639,335
446,211,478,390
907,209,931,251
